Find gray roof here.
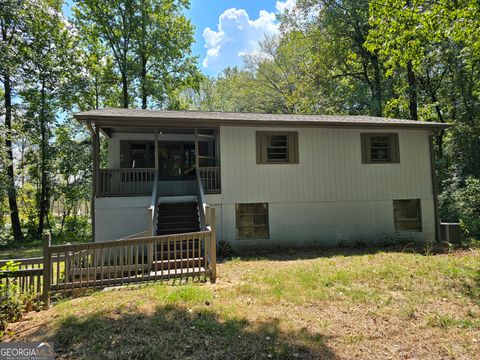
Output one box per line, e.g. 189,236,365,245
74,108,449,130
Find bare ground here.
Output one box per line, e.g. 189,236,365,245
4,246,480,360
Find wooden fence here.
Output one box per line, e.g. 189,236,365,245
0,208,217,307
0,257,44,294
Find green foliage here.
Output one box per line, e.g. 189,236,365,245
455,177,480,239
217,240,234,260
440,176,480,239
62,216,91,240
73,0,201,108
0,261,41,335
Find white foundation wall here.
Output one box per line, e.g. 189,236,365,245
218,126,436,247
220,199,435,248
95,197,150,241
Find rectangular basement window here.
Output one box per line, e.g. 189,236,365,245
393,199,422,231
256,131,299,164
361,133,400,163
236,203,269,240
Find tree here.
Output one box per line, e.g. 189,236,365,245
0,0,29,241
244,34,310,114
186,68,264,113
74,0,137,108
20,0,78,237
136,0,200,108
71,30,121,111
52,121,92,237
295,0,386,116
73,0,201,109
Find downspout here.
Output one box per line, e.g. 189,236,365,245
429,132,441,242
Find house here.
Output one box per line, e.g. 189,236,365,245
74,108,448,248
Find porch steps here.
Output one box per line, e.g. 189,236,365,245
156,202,201,236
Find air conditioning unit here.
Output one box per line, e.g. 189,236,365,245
440,223,462,244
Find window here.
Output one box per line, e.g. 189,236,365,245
236,203,269,240
393,199,422,231
256,132,299,164
361,133,400,163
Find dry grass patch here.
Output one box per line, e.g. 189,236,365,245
4,246,480,359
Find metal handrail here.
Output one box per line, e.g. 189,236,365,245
196,171,207,231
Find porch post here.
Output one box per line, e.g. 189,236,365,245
154,128,159,173
90,122,100,242
194,128,199,172
93,123,101,196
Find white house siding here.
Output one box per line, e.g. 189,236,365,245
219,126,435,247
95,196,150,241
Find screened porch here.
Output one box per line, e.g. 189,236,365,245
91,126,221,197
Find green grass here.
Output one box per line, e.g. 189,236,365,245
5,247,480,359
0,235,91,260
427,314,480,330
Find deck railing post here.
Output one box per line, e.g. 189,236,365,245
209,207,217,283
42,233,52,308
147,207,154,271
147,206,154,236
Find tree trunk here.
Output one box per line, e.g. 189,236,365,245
371,54,382,117
121,72,129,108
3,74,24,242
406,61,418,120
140,0,148,109
94,76,99,110
141,55,147,109
430,92,445,159
37,77,48,237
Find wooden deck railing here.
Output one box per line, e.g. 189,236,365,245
98,168,220,196
99,168,155,196
1,209,217,307
198,167,221,194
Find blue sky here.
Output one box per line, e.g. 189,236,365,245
63,0,295,76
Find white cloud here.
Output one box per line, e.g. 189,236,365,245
201,1,296,73
275,0,296,14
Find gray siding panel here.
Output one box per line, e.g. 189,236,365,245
220,126,433,204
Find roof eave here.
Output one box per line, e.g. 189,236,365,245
74,114,450,131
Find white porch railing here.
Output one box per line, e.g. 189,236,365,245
198,167,221,194
98,167,221,197
99,168,155,196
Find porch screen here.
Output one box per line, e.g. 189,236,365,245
236,203,269,240
120,141,155,168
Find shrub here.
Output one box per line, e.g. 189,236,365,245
217,240,234,259
0,261,41,336
440,176,480,240
0,261,22,333
455,177,480,239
